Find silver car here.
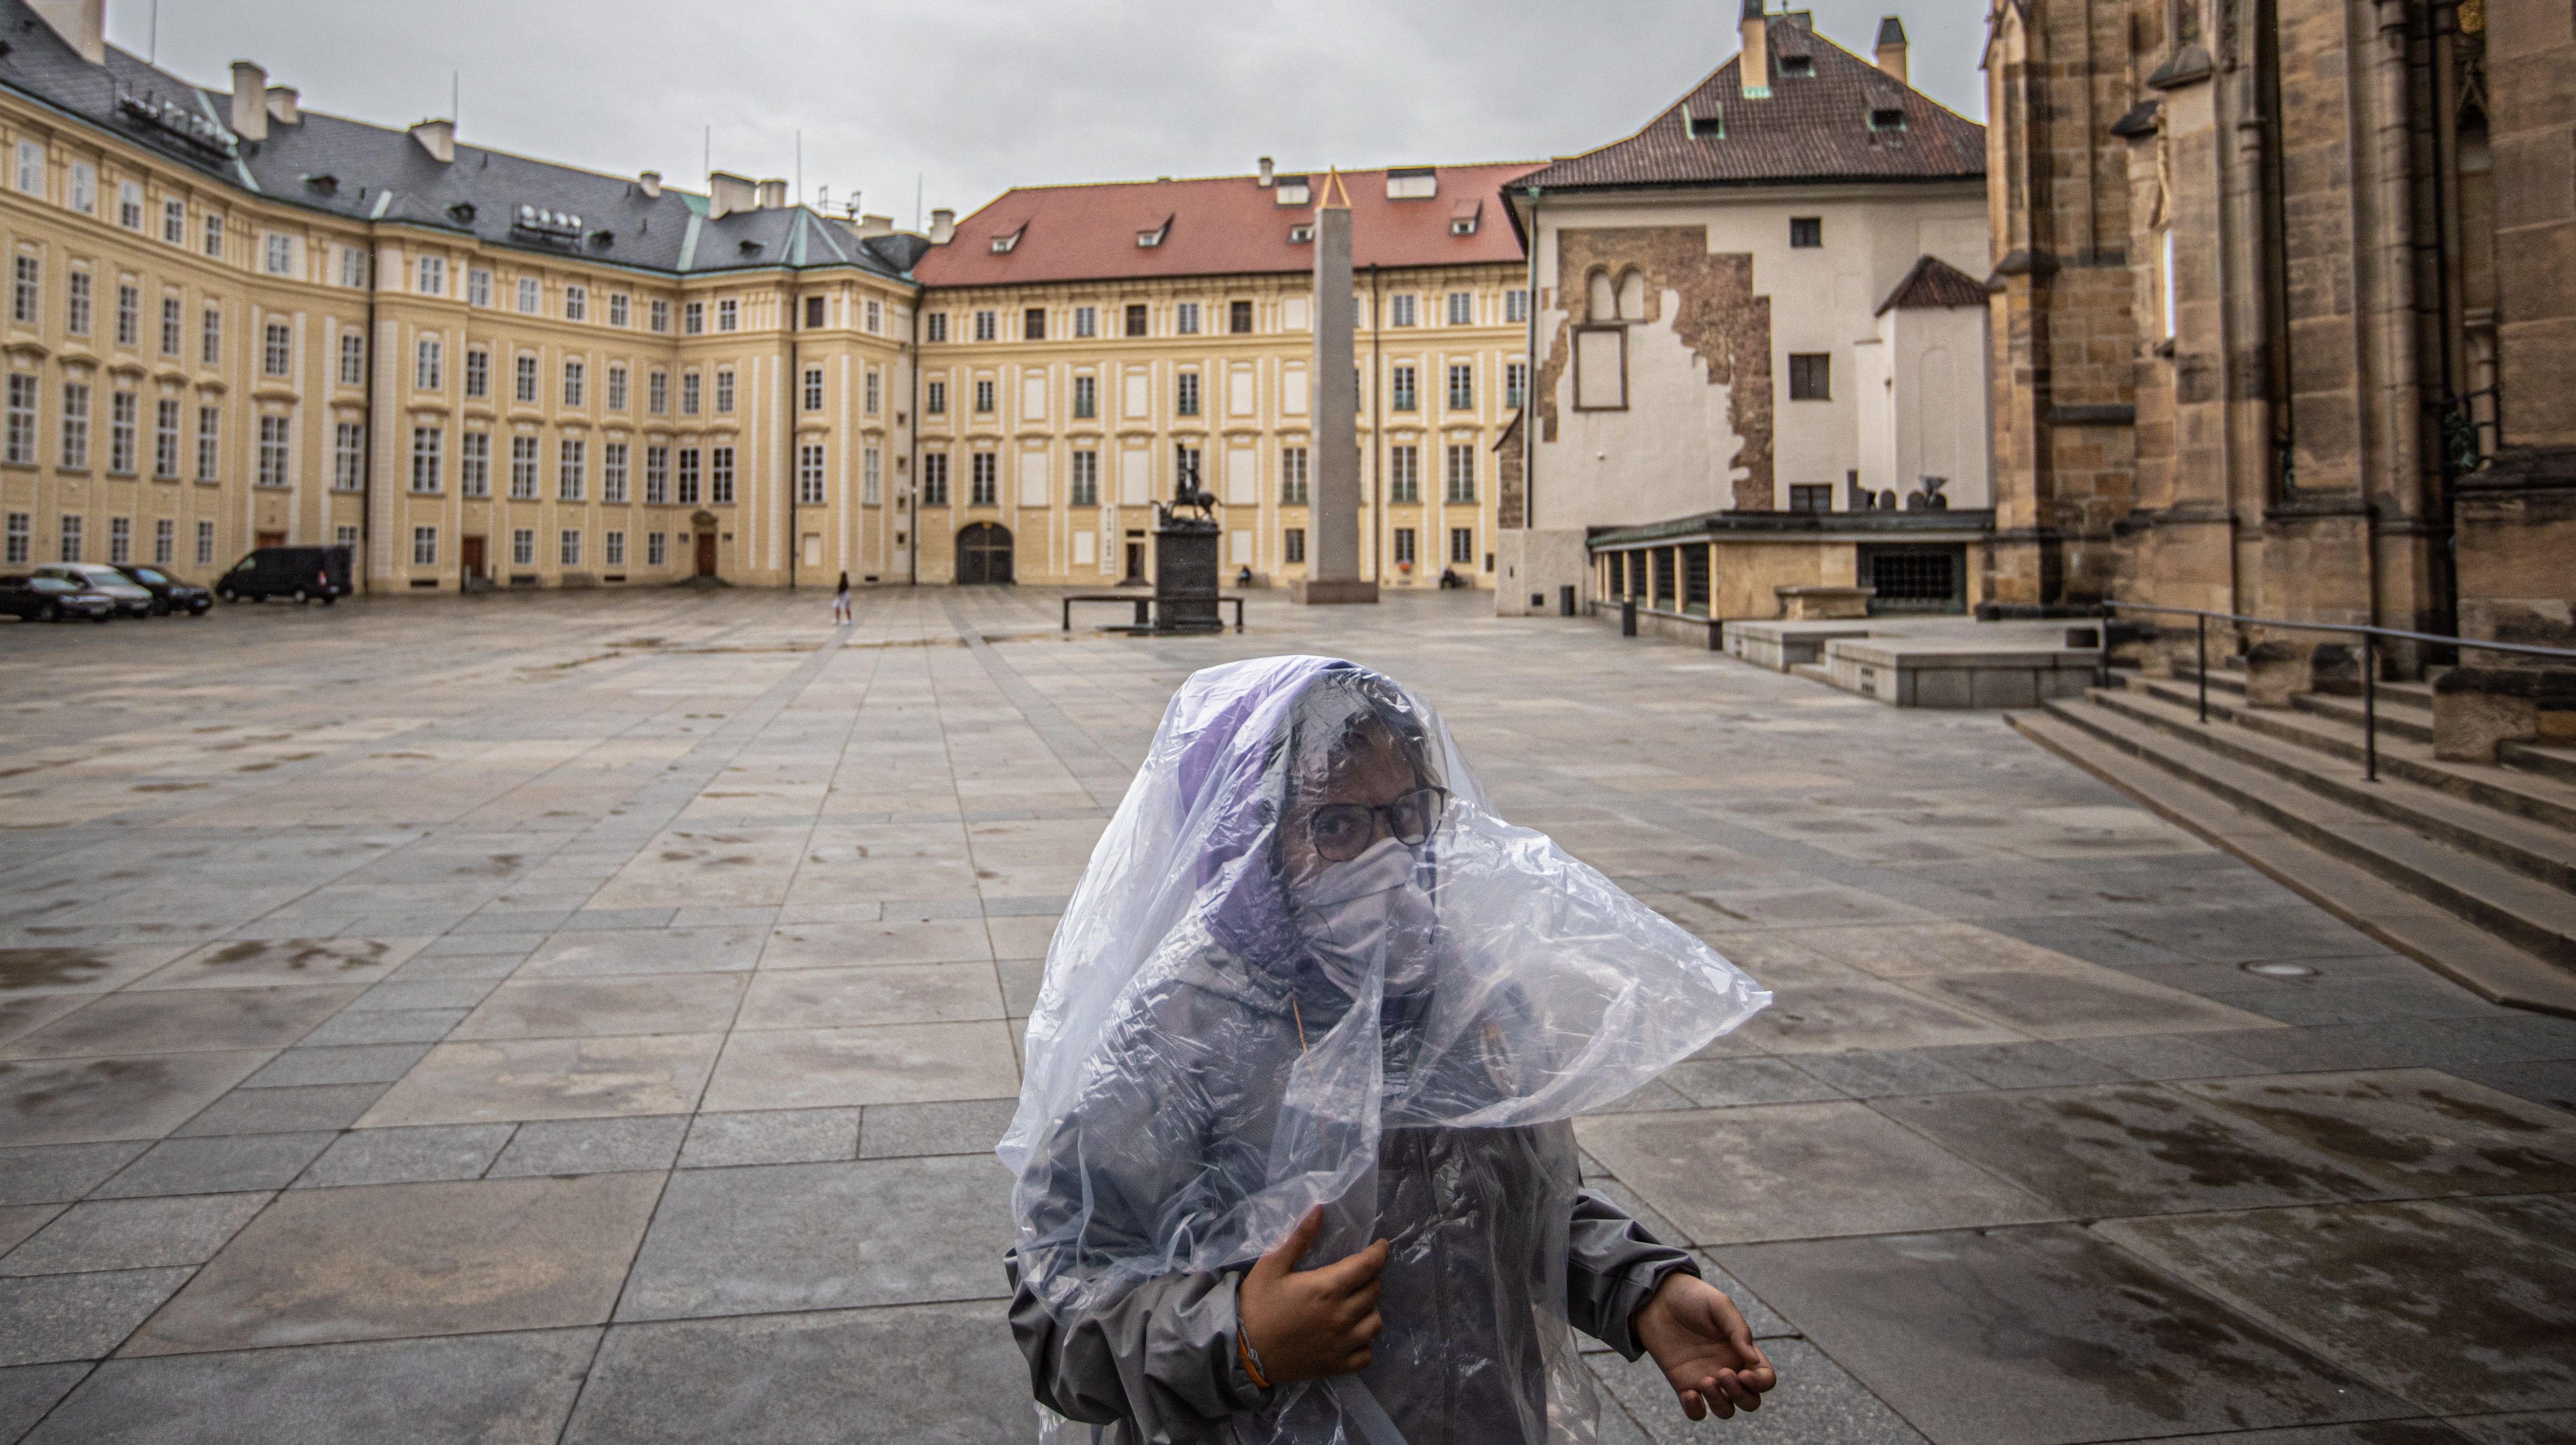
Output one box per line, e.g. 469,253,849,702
35,563,155,618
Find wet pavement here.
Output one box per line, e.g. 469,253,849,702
1,587,2571,1444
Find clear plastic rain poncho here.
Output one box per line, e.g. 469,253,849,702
1001,657,1769,1444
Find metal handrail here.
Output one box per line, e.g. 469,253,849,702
2100,599,2576,783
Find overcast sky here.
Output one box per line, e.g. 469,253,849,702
117,0,1988,225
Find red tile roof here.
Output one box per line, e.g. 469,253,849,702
1524,15,1983,192
1877,254,1988,312
911,163,1543,289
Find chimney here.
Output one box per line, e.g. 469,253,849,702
638,170,662,199
29,0,104,66
928,209,955,245
1738,1,1769,99
1258,156,1275,188
230,61,269,142
856,213,893,239
708,170,757,219
410,118,454,164
1875,16,1909,84
757,178,788,210
266,86,300,126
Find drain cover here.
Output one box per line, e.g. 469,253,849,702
2241,961,2320,978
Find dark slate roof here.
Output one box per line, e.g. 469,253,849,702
1876,254,1986,312
0,0,911,280
1522,12,1983,192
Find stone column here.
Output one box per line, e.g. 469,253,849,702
1293,174,1375,605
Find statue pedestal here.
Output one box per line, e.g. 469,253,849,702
1290,578,1380,605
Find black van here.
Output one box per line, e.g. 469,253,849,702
216,545,352,604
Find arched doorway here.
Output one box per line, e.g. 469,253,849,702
956,523,1013,584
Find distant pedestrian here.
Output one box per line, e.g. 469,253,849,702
832,571,852,625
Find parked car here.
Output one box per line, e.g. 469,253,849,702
33,563,154,618
0,574,115,622
216,545,351,604
110,564,212,616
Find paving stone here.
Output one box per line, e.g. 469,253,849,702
358,1034,724,1127
0,1051,277,1146
2449,1412,2576,1444
735,962,1004,1029
487,1115,687,1177
615,1155,1013,1320
1726,978,2024,1056
2057,1031,2270,1082
170,1082,390,1137
91,1134,336,1200
0,1362,88,1441
1911,968,2277,1040
1587,1336,1927,1444
1784,1048,1990,1098
856,1097,1017,1158
2176,1069,2576,1197
0,1143,147,1205
129,937,426,991
239,1043,431,1089
2070,1422,2474,1444
126,1174,663,1354
292,1007,467,1047
517,927,766,978
1660,1057,1847,1108
1718,1225,2402,1445
758,918,993,970
348,978,501,1011
0,987,361,1059
0,1208,57,1259
0,1268,193,1365
293,1125,516,1188
1585,1079,1701,1115
21,1328,598,1443
698,1020,1021,1111
677,1108,862,1168
0,1192,271,1275
382,951,527,982
452,973,747,1040
559,1302,1034,1444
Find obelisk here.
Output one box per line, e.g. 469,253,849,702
1292,170,1376,604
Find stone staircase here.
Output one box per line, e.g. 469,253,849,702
2010,663,2576,1016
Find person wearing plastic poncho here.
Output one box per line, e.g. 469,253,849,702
1000,657,1776,1444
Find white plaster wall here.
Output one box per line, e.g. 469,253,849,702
1540,284,1746,529
1891,305,1987,508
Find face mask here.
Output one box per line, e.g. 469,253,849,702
1295,836,1438,992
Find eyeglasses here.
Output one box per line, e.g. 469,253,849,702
1304,786,1449,862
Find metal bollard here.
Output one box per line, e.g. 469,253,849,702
1620,598,1637,637
1559,585,1577,618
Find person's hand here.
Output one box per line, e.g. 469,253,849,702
1237,1208,1389,1383
1632,1272,1776,1420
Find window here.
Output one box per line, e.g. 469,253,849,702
797,443,825,505
514,354,538,404
969,452,997,506
564,284,587,322
333,247,362,289
683,299,704,335
5,375,34,464
1074,305,1097,338
415,335,442,391
647,531,666,565
920,452,949,506
6,511,27,563
1176,302,1201,335
201,212,225,260
516,277,539,313
560,529,581,566
1280,445,1309,504
153,516,172,564
558,438,584,500
605,530,625,566
509,435,539,498
1444,444,1475,503
863,447,881,505
195,519,213,565
1787,352,1831,400
66,161,94,214
803,365,824,412
1284,527,1305,564
108,391,134,473
59,381,88,470
716,298,738,332
973,378,994,414
708,446,734,503
412,525,437,567
1388,445,1419,503
676,447,700,504
865,369,881,416
410,426,442,492
648,370,667,414
1393,527,1416,565
154,398,179,477
255,415,288,487
106,516,127,564
1389,294,1418,328
1024,307,1046,342
1788,483,1832,513
1391,365,1417,412
263,321,291,377
12,140,39,196
1450,527,1475,565
118,180,143,229
201,305,221,366
1230,299,1255,334
468,268,492,307
1125,303,1149,337
607,365,628,411
465,349,489,399
649,297,668,333
1176,373,1200,417
971,309,996,342
1447,363,1474,411
511,528,533,566
339,333,365,386
1447,292,1473,326
195,405,219,480
1506,288,1529,323
159,295,180,355
714,370,733,413
264,234,294,276
925,312,947,343
864,298,882,333
65,270,89,336
460,432,489,495
925,379,946,415
7,256,33,325
115,283,137,347
1789,216,1822,248
602,442,629,502
562,359,584,408
57,514,80,562
418,255,445,295
1505,361,1528,410
1072,375,1095,419
1070,449,1098,507
645,445,669,505
162,198,185,245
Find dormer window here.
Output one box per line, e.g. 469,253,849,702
1685,103,1725,139
1275,179,1311,206
1386,167,1437,200
1449,199,1481,236
1289,224,1314,244
990,228,1021,254
1137,219,1169,249
1868,106,1907,131
1780,55,1814,77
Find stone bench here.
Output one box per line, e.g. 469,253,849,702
1725,620,1875,672
1823,636,2103,708
1774,585,1875,621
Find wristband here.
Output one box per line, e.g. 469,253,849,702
1238,1330,1272,1389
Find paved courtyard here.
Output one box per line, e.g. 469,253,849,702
1,585,2572,1444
